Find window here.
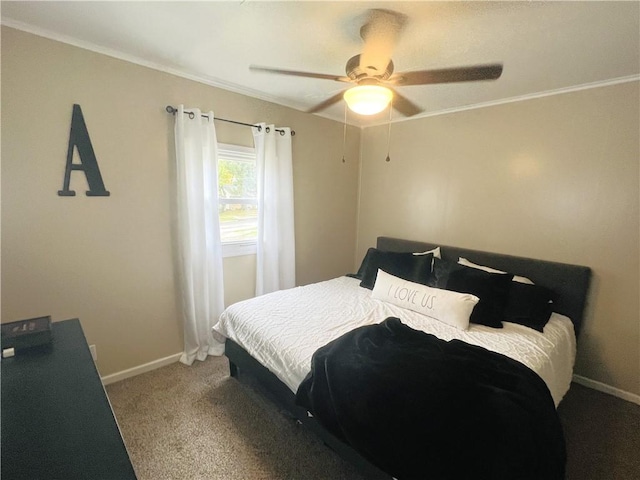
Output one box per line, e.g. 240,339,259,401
217,143,257,257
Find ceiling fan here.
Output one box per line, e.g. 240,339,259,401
250,9,503,117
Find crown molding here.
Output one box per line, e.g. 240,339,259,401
363,74,640,128
1,18,369,125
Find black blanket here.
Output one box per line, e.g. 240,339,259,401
295,317,565,480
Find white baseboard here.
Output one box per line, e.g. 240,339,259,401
572,374,640,406
101,353,182,386
100,354,640,407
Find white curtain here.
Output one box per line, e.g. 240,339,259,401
174,105,225,364
253,124,296,295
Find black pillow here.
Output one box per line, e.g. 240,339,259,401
431,258,513,328
504,283,555,332
429,257,463,288
356,248,434,290
352,247,374,280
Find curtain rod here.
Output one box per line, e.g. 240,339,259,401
165,106,295,136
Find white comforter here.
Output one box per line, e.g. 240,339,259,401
212,276,576,406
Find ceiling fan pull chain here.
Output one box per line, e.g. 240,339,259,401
386,99,393,162
342,103,348,163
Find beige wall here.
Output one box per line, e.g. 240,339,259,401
1,27,361,375
357,81,640,396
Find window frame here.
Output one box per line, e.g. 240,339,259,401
217,142,258,258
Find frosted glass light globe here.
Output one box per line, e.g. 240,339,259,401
343,85,393,115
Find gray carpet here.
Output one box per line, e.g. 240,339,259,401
557,381,640,479
106,356,640,480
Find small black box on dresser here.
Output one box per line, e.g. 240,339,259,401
1,315,52,354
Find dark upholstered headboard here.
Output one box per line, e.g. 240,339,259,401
377,237,592,336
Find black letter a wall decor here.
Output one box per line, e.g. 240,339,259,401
58,104,110,197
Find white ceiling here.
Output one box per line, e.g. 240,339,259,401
2,1,639,126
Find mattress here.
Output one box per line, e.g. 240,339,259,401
212,276,576,406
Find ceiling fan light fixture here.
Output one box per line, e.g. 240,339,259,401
343,85,393,115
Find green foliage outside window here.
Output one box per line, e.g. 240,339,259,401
218,155,258,242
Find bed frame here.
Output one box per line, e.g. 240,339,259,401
224,237,592,479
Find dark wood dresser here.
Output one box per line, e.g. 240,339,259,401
1,318,137,479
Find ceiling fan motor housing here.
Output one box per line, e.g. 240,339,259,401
346,54,394,82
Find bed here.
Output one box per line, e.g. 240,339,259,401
212,236,592,479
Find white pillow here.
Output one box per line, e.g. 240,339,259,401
371,269,479,330
413,246,441,259
458,257,534,285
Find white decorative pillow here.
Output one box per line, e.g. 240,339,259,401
414,246,441,259
458,257,534,285
372,269,479,330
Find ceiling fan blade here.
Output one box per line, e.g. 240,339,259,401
359,9,407,76
250,65,351,83
389,88,423,117
389,64,503,86
307,91,346,114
